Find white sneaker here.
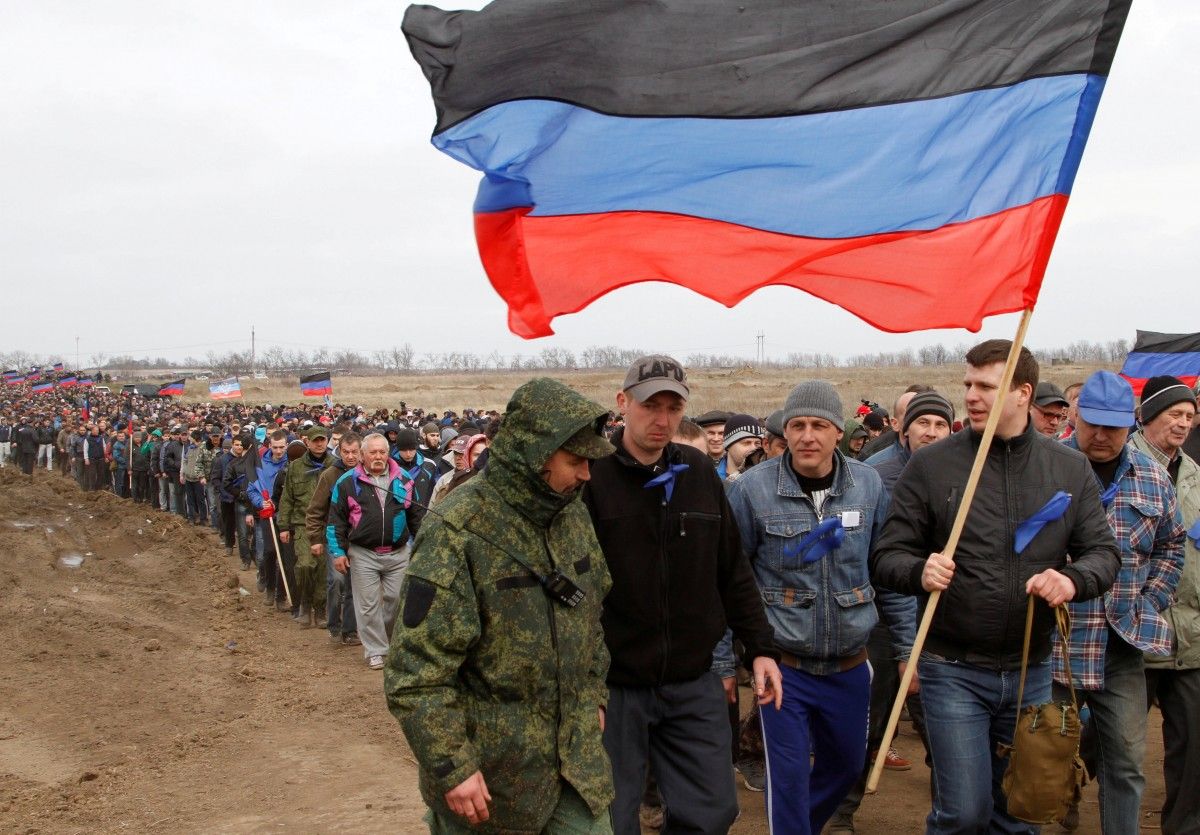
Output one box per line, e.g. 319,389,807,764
368,655,384,670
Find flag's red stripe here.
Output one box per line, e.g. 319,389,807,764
476,195,1067,339
1120,375,1199,397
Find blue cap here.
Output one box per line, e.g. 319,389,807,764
1076,370,1135,428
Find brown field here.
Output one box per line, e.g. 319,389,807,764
227,362,1118,416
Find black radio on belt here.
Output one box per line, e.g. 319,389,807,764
541,570,585,608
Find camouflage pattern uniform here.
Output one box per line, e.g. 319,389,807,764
278,444,330,616
385,378,615,834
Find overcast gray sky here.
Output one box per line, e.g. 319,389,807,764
2,1,1196,366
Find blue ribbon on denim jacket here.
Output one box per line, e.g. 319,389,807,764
644,463,690,502
1187,518,1200,547
783,516,845,564
1099,480,1120,509
1014,491,1072,555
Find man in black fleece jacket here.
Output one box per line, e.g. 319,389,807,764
584,354,780,835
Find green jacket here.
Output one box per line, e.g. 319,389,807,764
277,451,329,536
1132,431,1200,669
385,378,614,831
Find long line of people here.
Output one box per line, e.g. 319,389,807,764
3,360,1200,834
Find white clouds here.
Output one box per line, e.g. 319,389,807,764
1,1,1195,363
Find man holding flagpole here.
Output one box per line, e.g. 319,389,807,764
871,340,1121,833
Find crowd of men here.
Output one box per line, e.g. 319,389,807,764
2,346,1199,835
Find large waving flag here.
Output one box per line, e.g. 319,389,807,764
31,381,54,394
78,376,95,387
209,377,243,400
300,372,333,397
58,375,78,388
158,379,185,397
1120,331,1200,396
403,0,1131,338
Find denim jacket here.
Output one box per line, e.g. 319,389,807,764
721,450,893,675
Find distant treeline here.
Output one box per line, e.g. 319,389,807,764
1,338,1128,378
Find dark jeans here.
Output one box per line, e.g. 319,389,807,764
131,470,151,503
1052,634,1146,835
1146,666,1200,835
113,467,129,497
605,673,738,835
256,518,295,606
18,451,36,474
221,501,252,563
326,552,357,637
183,480,206,523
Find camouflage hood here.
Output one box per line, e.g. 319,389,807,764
485,377,610,524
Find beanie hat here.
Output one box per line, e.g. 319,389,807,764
862,410,888,432
395,428,420,451
1140,375,1198,424
421,421,439,435
764,409,785,438
722,413,764,449
780,381,843,429
902,391,955,434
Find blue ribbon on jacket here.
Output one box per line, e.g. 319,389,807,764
1187,518,1200,547
1099,480,1120,509
644,463,690,502
783,516,845,564
1014,491,1072,555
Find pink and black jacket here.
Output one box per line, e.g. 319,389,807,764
326,459,416,557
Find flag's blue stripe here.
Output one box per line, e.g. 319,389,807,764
436,74,1102,240
1121,352,1200,378
300,381,331,392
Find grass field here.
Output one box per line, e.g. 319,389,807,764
227,362,1118,417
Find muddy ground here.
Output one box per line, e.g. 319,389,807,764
0,467,1166,833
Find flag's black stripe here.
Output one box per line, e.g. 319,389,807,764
404,0,1131,135
300,372,332,385
1132,331,1200,355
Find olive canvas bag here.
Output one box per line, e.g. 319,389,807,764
998,597,1087,825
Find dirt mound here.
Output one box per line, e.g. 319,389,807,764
0,468,423,831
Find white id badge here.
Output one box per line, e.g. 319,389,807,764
840,510,861,529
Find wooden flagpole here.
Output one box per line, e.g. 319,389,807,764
866,307,1035,794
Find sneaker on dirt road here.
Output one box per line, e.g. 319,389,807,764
368,655,384,670
736,759,766,792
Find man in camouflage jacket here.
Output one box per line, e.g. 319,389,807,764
277,425,332,627
385,377,617,834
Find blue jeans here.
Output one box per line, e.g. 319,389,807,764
1053,634,1145,834
207,483,221,527
760,661,870,835
919,652,1050,834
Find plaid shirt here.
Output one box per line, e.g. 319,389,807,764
1053,442,1185,691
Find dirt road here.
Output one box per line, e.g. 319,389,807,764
0,468,1166,833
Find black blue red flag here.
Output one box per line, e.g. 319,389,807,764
1120,331,1200,396
404,0,1131,338
300,372,333,397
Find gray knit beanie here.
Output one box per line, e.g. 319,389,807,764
780,381,843,429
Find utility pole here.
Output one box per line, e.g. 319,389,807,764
251,325,256,373
755,331,765,365
75,336,80,371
